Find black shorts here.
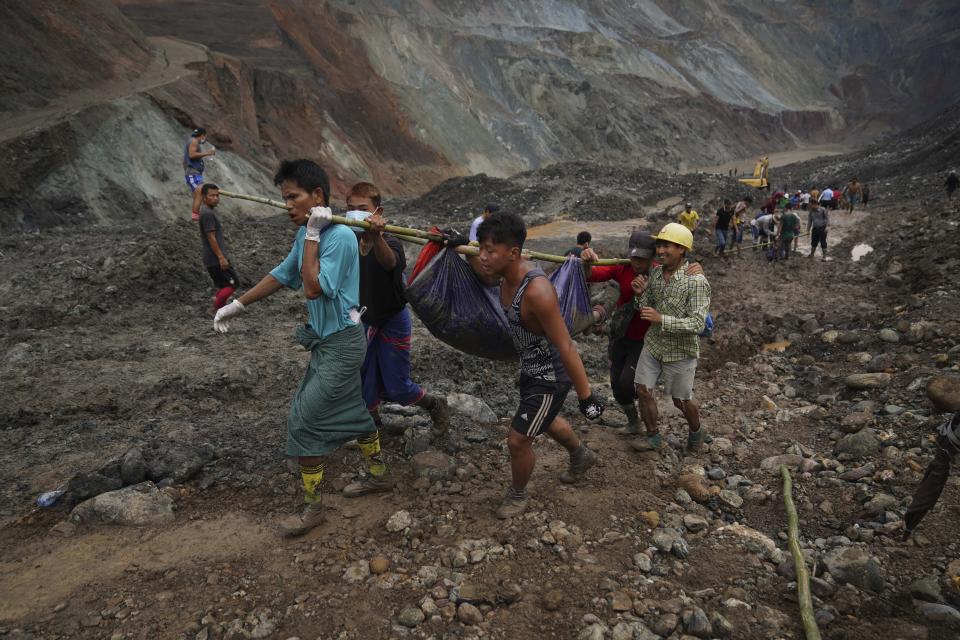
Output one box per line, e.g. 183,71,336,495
511,375,572,438
207,265,239,289
811,227,827,249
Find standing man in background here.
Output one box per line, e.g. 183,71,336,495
197,183,239,315
184,127,216,221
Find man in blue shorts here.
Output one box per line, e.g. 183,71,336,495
183,127,216,221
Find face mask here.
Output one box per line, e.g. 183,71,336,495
345,210,372,222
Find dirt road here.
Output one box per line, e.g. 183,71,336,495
0,36,206,143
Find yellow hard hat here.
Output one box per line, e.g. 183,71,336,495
652,222,693,251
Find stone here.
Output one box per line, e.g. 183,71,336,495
446,393,497,423
343,560,370,584
707,467,726,480
866,353,896,373
578,624,608,640
835,430,881,458
824,547,885,592
837,331,862,344
710,612,734,638
716,524,784,563
6,342,32,363
542,589,564,611
863,493,898,516
840,412,874,433
410,451,455,482
683,514,710,533
838,463,875,481
678,474,711,502
640,510,660,528
821,330,840,343
386,510,413,532
918,603,960,627
609,590,632,611
457,602,483,625
65,472,123,505
633,553,652,572
718,490,743,509
682,606,712,638
845,373,892,390
398,606,425,627
143,442,216,483
654,613,679,636
759,454,804,473
369,556,390,574
120,447,147,486
879,329,900,343
711,437,734,455
69,482,174,526
927,376,960,412
652,528,683,553
250,619,276,639
910,576,943,603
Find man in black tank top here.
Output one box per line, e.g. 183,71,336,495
473,211,605,519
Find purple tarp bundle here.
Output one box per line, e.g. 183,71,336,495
405,248,594,361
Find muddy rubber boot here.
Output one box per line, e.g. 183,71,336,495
280,501,326,538
631,432,663,452
559,446,599,484
342,471,396,498
496,491,529,520
417,394,450,436
686,427,706,454
620,402,640,435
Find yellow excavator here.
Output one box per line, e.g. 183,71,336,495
739,156,770,189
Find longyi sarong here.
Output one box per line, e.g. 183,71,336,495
286,323,375,456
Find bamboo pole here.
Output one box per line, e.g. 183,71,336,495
780,465,822,640
219,189,631,265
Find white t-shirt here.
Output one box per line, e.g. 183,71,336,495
819,188,833,202
753,214,775,234
468,215,485,242
800,193,811,204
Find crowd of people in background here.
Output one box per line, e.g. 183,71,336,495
672,177,869,263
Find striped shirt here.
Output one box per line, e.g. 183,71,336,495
634,261,711,362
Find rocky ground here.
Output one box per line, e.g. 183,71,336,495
2,130,960,640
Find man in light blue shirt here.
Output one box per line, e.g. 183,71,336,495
213,159,390,537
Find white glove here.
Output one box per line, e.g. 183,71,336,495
213,299,245,333
305,207,333,241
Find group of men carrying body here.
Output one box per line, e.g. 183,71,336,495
205,157,712,537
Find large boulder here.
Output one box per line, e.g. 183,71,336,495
835,429,880,458
143,442,216,483
69,482,174,526
446,393,498,423
824,547,885,592
927,376,960,412
64,472,123,505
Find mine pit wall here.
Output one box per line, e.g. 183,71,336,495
0,96,275,232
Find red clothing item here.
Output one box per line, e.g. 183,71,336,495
588,264,651,341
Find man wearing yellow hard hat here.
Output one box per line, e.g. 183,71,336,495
630,223,712,454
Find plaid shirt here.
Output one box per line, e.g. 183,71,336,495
634,261,711,362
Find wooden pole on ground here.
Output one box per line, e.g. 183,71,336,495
219,189,630,265
780,464,822,640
